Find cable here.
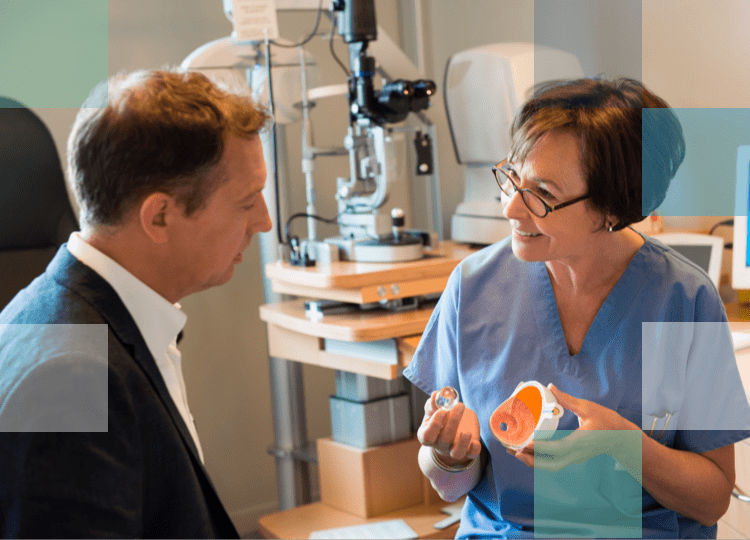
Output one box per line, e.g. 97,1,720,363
269,0,326,48
266,0,346,246
328,10,350,76
284,206,385,245
708,219,734,250
284,212,342,246
263,37,285,246
709,218,734,235
264,2,324,244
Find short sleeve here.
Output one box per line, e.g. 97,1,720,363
403,265,462,396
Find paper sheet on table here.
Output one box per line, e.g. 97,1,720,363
309,519,417,539
731,331,750,351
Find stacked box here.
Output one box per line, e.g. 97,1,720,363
330,371,411,448
335,371,405,401
330,393,411,448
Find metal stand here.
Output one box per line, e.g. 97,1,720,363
268,356,312,509
260,119,315,508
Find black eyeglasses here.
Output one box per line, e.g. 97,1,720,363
492,158,591,218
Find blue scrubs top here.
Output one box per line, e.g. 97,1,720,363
404,234,750,539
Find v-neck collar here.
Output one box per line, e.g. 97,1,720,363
533,236,651,367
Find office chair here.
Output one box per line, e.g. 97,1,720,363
0,97,78,311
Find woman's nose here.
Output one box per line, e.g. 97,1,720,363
502,189,530,220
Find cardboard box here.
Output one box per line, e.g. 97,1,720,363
317,436,439,518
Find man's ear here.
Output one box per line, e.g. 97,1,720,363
139,193,173,244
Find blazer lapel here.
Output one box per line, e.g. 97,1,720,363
47,247,209,480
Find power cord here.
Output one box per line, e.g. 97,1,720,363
328,8,350,76
709,218,734,235
265,0,350,246
284,212,342,246
710,218,734,249
268,0,325,48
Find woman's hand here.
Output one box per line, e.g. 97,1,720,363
417,390,482,467
510,384,640,472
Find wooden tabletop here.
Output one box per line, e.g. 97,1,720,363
259,299,436,342
258,501,460,539
265,241,477,303
725,301,750,323
265,241,476,289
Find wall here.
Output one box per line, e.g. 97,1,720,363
10,0,750,533
642,0,750,109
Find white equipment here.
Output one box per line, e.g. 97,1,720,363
445,43,584,245
181,36,317,126
732,146,750,290
653,232,724,289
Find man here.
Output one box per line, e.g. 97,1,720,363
0,69,272,538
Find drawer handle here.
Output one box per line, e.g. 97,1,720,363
733,490,750,504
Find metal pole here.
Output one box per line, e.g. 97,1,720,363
299,45,318,242
257,39,312,508
260,126,312,510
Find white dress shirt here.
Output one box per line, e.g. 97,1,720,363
67,233,204,463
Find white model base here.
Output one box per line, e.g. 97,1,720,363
451,214,512,245
352,241,424,263
325,236,424,262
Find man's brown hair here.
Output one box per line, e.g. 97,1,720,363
67,69,270,228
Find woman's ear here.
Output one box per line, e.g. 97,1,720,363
603,213,619,233
139,193,172,244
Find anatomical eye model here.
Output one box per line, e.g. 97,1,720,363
436,386,459,410
490,381,564,451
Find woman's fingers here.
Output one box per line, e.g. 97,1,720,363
418,400,466,452
424,390,439,415
417,391,444,445
419,393,483,463
452,432,471,460
449,431,483,461
417,407,448,446
467,438,482,461
434,403,464,454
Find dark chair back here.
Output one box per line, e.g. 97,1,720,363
0,97,78,310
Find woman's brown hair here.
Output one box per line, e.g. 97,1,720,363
509,78,685,231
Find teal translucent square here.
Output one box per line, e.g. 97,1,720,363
0,1,108,108
654,108,750,217
533,430,642,538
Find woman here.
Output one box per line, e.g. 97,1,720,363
404,78,750,539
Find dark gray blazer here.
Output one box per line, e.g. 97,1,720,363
0,246,239,538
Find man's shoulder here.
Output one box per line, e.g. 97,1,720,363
0,248,106,326
0,248,114,387
0,263,113,430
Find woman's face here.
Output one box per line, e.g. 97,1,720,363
502,130,605,264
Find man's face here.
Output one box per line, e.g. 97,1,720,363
171,135,272,298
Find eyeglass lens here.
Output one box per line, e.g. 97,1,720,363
497,167,548,217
